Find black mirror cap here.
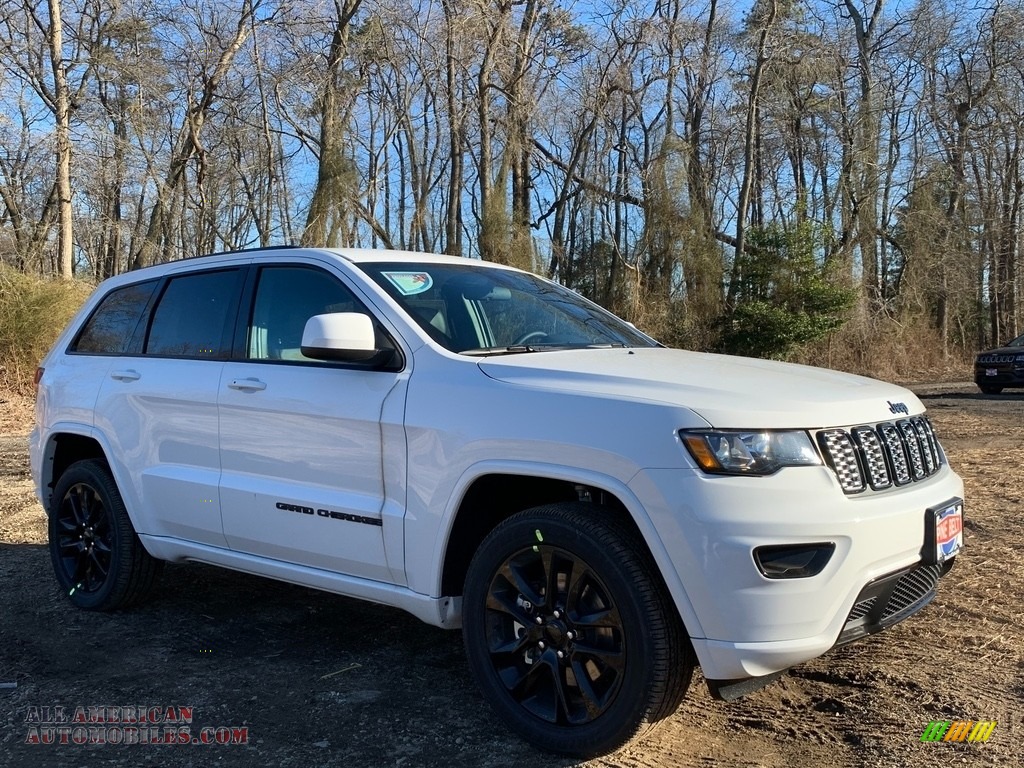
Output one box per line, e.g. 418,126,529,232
301,344,378,362
300,345,402,370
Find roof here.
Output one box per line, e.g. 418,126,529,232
329,247,489,266
176,245,507,269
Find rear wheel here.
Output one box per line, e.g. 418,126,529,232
462,503,692,757
48,459,162,610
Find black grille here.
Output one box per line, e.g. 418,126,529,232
818,416,943,494
837,562,949,646
845,596,876,621
882,563,942,620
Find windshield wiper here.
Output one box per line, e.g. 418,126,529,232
460,345,542,356
461,342,628,356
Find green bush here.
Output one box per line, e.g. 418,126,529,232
0,266,93,393
720,221,855,359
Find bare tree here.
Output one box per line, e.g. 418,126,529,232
0,91,59,272
131,0,259,268
0,0,99,276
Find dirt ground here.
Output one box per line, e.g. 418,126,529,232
0,384,1021,768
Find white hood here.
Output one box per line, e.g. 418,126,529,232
477,347,923,429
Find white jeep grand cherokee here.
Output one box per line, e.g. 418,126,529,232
31,247,964,756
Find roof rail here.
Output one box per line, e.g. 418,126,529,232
180,244,305,261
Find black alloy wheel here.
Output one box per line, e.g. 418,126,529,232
48,459,162,611
483,543,626,725
463,503,693,757
54,480,114,597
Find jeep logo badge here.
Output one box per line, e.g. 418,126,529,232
888,400,909,415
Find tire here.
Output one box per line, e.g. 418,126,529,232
462,503,693,757
978,385,1003,394
48,459,162,611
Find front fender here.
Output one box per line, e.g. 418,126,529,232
417,459,707,641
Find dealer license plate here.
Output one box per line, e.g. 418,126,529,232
929,501,964,563
985,368,998,376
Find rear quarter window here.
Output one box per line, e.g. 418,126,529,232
71,280,159,355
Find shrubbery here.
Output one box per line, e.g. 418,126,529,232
719,221,856,359
0,266,92,393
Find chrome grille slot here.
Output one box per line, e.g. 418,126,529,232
917,417,941,469
880,423,911,484
820,429,864,493
912,418,935,474
899,420,926,479
852,426,891,489
818,417,944,495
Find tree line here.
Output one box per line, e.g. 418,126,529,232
1,0,1021,360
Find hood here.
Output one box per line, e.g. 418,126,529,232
477,347,923,429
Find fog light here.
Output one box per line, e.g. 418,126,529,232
754,543,835,579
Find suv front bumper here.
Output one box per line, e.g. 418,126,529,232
974,364,1024,388
629,463,964,683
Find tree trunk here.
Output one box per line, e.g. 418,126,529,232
47,0,73,278
842,0,886,304
732,0,778,301
442,0,464,256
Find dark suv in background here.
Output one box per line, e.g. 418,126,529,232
975,332,1024,393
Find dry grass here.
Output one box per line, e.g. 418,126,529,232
0,390,35,435
790,311,974,384
0,266,93,394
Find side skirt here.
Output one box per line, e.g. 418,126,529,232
138,534,462,628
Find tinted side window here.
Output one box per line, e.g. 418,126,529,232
72,280,158,354
248,267,363,362
145,270,240,358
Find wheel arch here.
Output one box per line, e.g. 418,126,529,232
439,473,584,596
38,425,139,528
434,463,707,642
38,427,105,510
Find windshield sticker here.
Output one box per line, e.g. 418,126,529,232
382,271,433,296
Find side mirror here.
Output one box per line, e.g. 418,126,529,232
301,313,378,361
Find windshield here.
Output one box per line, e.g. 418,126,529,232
359,262,657,354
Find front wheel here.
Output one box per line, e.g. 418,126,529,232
978,385,1003,395
462,503,693,757
48,459,162,611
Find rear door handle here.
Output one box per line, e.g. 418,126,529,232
228,378,267,392
110,369,141,382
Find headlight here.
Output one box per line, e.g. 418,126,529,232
680,429,822,476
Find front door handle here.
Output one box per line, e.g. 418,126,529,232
110,369,141,382
227,378,267,392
